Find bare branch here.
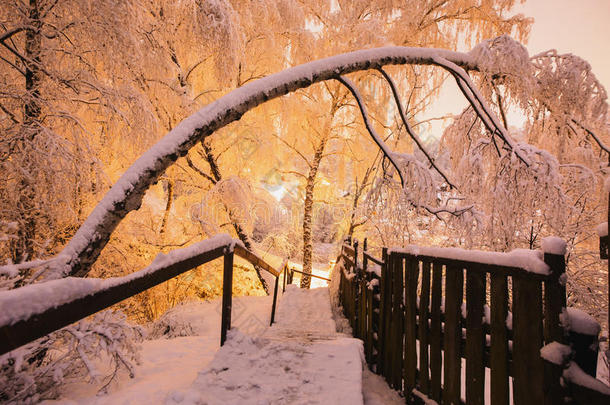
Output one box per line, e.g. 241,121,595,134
377,67,456,189
335,75,406,188
185,155,217,184
272,133,313,168
570,119,610,155
0,26,26,43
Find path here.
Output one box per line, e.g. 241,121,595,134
166,286,365,405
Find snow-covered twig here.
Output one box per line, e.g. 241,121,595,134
570,119,610,156
431,55,530,166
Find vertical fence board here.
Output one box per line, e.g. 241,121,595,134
220,251,234,346
465,269,486,405
378,251,387,376
419,261,431,395
366,269,374,365
443,265,463,405
391,254,405,390
429,262,443,402
370,273,381,372
543,252,567,405
490,273,509,405
358,270,368,342
513,276,544,405
383,251,393,380
404,257,419,396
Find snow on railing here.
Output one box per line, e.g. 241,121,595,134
0,234,288,355
389,244,549,275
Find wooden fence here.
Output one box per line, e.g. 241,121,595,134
338,238,610,405
0,235,288,355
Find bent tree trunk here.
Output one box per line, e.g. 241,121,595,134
37,47,487,279
300,137,327,289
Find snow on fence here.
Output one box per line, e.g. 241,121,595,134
0,234,289,355
337,237,610,405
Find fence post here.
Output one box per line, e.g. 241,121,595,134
283,264,287,292
270,275,279,326
220,248,234,346
362,238,368,344
542,246,568,404
378,247,388,376
354,240,358,273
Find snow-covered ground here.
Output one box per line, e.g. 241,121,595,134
42,295,275,405
167,285,364,405
43,285,401,405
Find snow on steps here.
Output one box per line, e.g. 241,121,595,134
167,286,365,405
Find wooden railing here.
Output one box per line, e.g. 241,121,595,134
0,234,289,354
281,266,331,292
338,238,610,405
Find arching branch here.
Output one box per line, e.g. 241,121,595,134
18,46,482,279
335,75,405,187
376,67,456,189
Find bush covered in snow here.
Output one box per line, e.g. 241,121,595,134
0,310,143,403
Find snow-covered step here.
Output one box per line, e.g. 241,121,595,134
167,286,365,405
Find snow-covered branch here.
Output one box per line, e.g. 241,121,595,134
431,55,530,165
38,46,477,279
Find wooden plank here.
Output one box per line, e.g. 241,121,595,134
390,253,404,389
364,252,385,266
443,265,463,405
343,244,356,259
418,261,431,395
465,269,486,405
358,275,365,340
512,276,544,405
543,251,567,405
378,252,388,376
404,257,419,395
382,250,393,379
366,271,374,365
429,262,443,402
490,273,509,405
371,273,381,372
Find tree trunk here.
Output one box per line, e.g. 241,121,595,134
300,137,327,289
200,140,270,293
12,0,42,263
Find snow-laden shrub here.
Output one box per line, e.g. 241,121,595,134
149,303,196,339
0,310,143,403
258,233,299,259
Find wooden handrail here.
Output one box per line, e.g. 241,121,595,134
0,244,227,355
363,251,384,266
287,268,331,282
0,236,287,354
234,245,280,277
